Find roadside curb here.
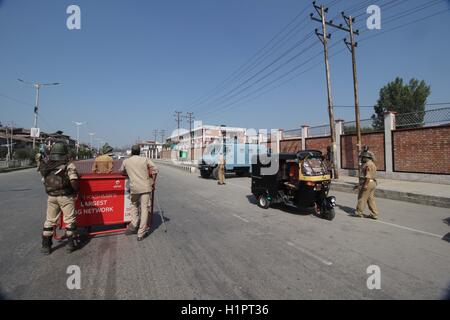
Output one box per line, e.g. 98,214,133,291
331,181,450,209
0,166,36,174
154,160,197,174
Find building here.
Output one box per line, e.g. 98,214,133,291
138,140,163,159
166,124,270,162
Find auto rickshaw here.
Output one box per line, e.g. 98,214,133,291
251,150,336,220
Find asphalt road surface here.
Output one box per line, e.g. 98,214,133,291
0,166,449,300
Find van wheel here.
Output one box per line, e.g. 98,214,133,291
200,170,210,179
212,167,219,180
257,195,271,209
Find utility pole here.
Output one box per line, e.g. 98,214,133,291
10,122,14,160
174,111,183,141
311,1,344,179
342,12,362,175
160,129,166,145
153,129,159,143
18,79,60,149
88,132,95,149
186,112,194,161
73,121,84,159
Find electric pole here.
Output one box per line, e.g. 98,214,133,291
153,129,159,143
342,12,362,175
160,129,166,145
186,112,195,161
311,1,344,179
174,111,183,141
18,79,60,149
88,132,95,149
72,121,84,159
10,122,14,160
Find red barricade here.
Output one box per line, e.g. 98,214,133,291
54,159,157,238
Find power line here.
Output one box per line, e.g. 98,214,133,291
183,0,347,113
182,3,313,112
201,5,449,120
198,33,317,113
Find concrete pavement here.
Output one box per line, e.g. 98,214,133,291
0,166,449,299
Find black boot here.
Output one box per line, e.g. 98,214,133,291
66,235,79,253
125,224,138,235
41,235,52,255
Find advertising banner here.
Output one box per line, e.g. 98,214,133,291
75,175,132,227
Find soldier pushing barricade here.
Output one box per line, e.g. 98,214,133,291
39,141,80,255
120,144,158,241
92,145,114,173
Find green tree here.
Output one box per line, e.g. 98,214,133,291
371,77,431,129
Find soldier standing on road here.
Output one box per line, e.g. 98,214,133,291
354,151,379,219
39,141,80,255
217,151,226,185
92,145,114,173
120,145,157,241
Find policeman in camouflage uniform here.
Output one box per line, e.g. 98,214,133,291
354,151,379,219
39,141,80,254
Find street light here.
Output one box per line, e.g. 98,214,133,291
95,138,104,154
72,121,85,159
18,79,60,149
88,132,96,149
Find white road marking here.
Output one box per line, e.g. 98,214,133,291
373,220,443,239
233,214,249,223
286,241,333,266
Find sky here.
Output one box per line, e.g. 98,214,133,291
1,0,450,147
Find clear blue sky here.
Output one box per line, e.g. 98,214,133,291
1,0,450,147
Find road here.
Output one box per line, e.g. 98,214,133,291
0,165,449,299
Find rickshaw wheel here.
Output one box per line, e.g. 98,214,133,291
322,208,336,221
257,195,271,209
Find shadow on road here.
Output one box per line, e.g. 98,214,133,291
0,288,9,300
245,194,311,216
336,204,356,217
245,194,258,205
148,210,170,235
197,173,248,181
0,188,32,193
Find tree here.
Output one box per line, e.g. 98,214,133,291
371,77,431,129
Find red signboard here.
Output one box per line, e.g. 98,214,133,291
73,174,132,227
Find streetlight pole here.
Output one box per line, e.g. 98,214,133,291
73,121,84,159
88,132,95,148
18,79,60,150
